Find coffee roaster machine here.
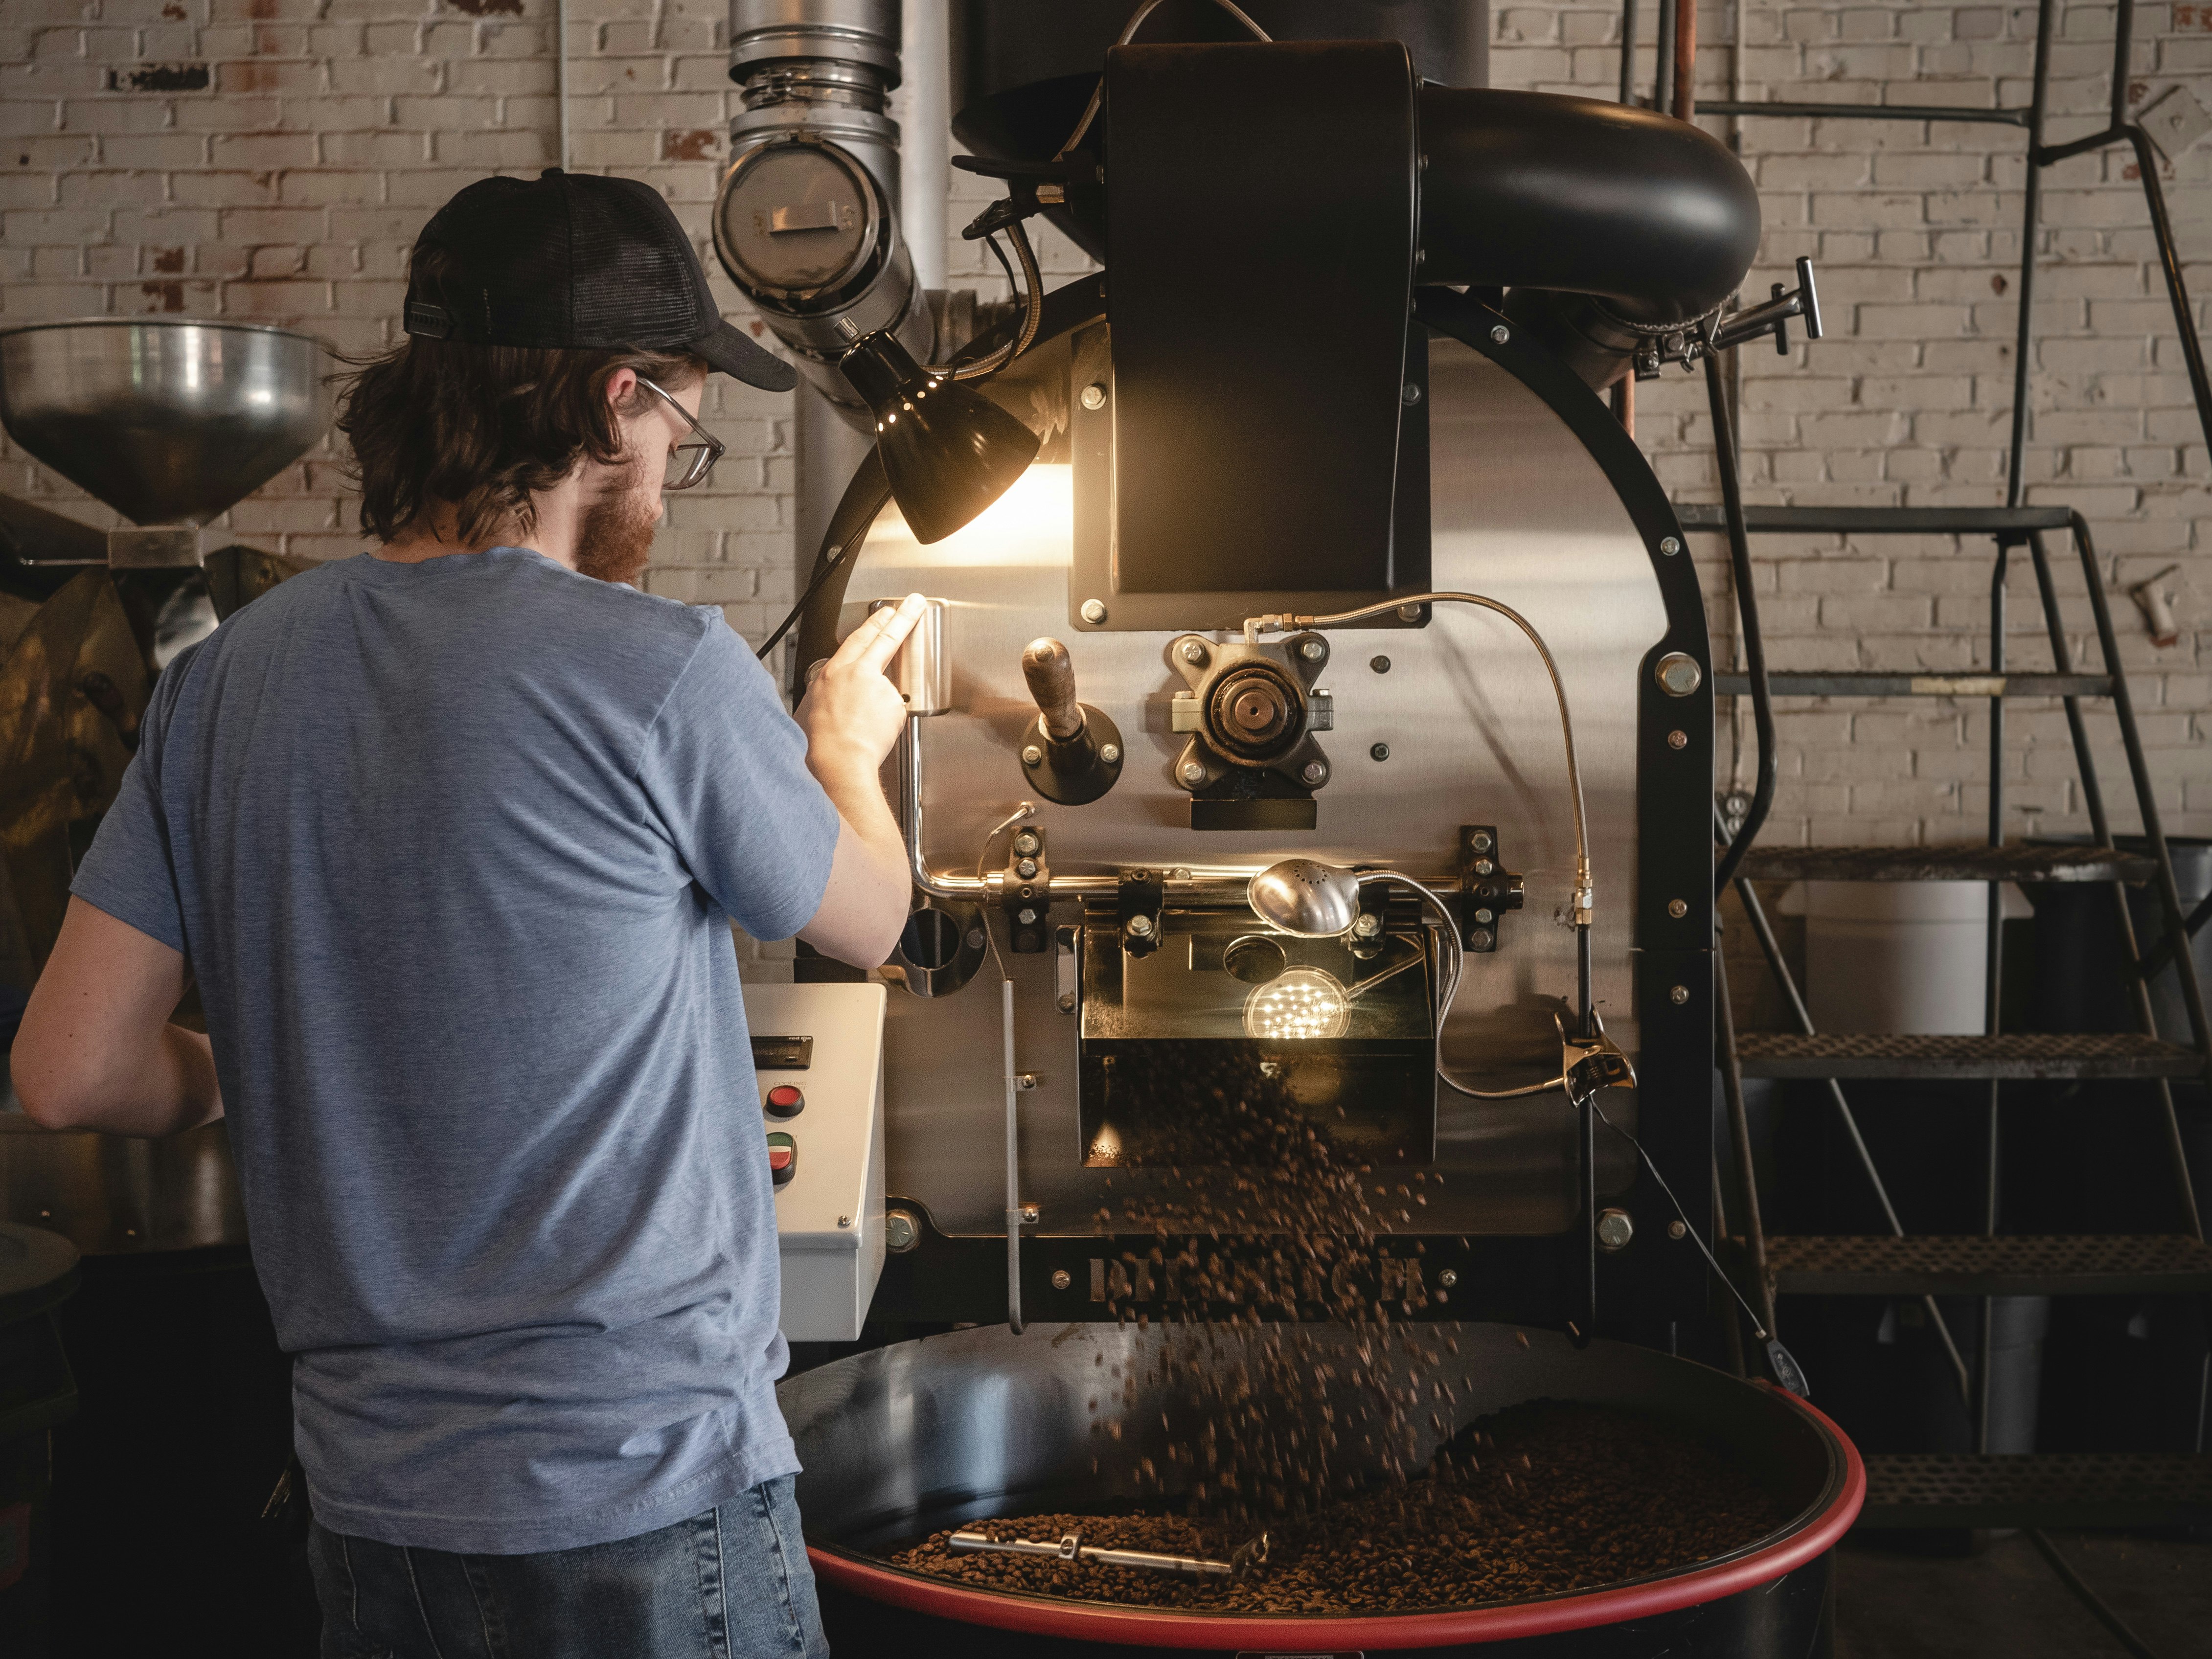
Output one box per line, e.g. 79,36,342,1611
720,2,1857,1651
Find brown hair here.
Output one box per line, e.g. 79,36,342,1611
336,250,707,545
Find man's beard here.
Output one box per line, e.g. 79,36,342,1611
573,461,659,586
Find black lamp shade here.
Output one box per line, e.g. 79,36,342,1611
839,330,1040,545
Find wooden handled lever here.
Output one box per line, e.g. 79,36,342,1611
1021,637,1089,744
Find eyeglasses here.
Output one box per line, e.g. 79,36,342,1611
636,375,726,491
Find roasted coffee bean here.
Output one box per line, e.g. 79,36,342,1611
890,1401,1787,1615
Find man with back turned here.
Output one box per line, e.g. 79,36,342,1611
14,169,912,1657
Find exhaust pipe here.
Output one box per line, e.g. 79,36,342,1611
1416,87,1763,389
713,0,935,418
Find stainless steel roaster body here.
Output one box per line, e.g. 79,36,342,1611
821,278,1717,1344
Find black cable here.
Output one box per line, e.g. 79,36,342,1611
1573,1089,1810,1394
754,542,853,663
2026,1530,2164,1659
1705,349,1775,896
983,232,1020,303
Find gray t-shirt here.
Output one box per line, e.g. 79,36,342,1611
71,546,838,1554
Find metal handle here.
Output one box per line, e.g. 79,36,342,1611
947,1528,1268,1579
1711,255,1823,355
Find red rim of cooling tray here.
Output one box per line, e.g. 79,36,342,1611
809,1381,1866,1651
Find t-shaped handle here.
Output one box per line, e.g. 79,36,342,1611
1022,637,1088,744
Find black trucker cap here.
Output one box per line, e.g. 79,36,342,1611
403,168,797,393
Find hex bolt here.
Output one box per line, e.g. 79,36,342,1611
1473,858,1494,876
1017,907,1038,925
1397,603,1423,623
1019,1203,1040,1225
1180,760,1207,785
1490,324,1510,344
884,1211,918,1251
837,1214,852,1229
1022,744,1044,766
1667,898,1688,918
1469,927,1495,950
1017,858,1039,879
1080,382,1107,410
1017,1073,1039,1091
1013,830,1040,855
1654,652,1704,697
1370,742,1391,762
1667,728,1689,750
1401,381,1423,406
1351,912,1383,939
1668,1220,1688,1240
1370,655,1391,674
1127,913,1155,938
1471,831,1493,852
1474,908,1494,925
1051,1269,1073,1290
1659,536,1682,557
1596,1208,1635,1251
1669,984,1690,1004
1181,639,1209,664
1099,742,1121,764
1080,598,1108,624
1300,638,1326,661
1438,1269,1459,1289
1300,761,1327,785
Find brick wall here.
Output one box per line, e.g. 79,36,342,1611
4,0,2208,843
1504,1,2212,847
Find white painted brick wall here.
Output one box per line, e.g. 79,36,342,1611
4,0,2208,844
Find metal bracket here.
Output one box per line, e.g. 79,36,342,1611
1117,869,1164,957
1166,632,1333,829
1003,824,1049,954
1634,256,1823,379
1349,881,1391,961
1457,824,1525,952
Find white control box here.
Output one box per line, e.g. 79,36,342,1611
742,980,887,1342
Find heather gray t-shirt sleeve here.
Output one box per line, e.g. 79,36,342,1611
638,619,839,942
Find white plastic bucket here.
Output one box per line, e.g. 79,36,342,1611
1796,881,2024,1036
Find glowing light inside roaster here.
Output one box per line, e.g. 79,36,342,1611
1241,967,1350,1041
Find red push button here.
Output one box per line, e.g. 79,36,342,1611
766,1132,797,1187
764,1084,805,1119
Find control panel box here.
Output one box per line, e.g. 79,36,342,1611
742,980,887,1343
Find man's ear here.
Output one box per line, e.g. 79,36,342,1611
603,366,639,413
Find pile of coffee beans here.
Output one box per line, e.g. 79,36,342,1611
891,1400,1788,1614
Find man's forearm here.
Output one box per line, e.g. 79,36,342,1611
808,744,906,872
799,748,913,968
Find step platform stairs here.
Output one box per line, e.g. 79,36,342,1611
1679,499,2212,1535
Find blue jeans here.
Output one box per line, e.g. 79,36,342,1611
307,1476,830,1659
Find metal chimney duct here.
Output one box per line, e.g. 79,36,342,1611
714,0,935,420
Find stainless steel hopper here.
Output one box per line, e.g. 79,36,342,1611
0,318,329,567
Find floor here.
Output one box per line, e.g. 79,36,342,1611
1835,1531,2212,1658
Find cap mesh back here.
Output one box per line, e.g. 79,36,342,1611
412,171,713,352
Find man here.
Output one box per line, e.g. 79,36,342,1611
14,170,912,1657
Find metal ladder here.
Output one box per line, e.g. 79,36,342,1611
1621,0,2212,1541
1688,499,2212,1535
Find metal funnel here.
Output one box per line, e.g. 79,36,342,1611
0,318,329,527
